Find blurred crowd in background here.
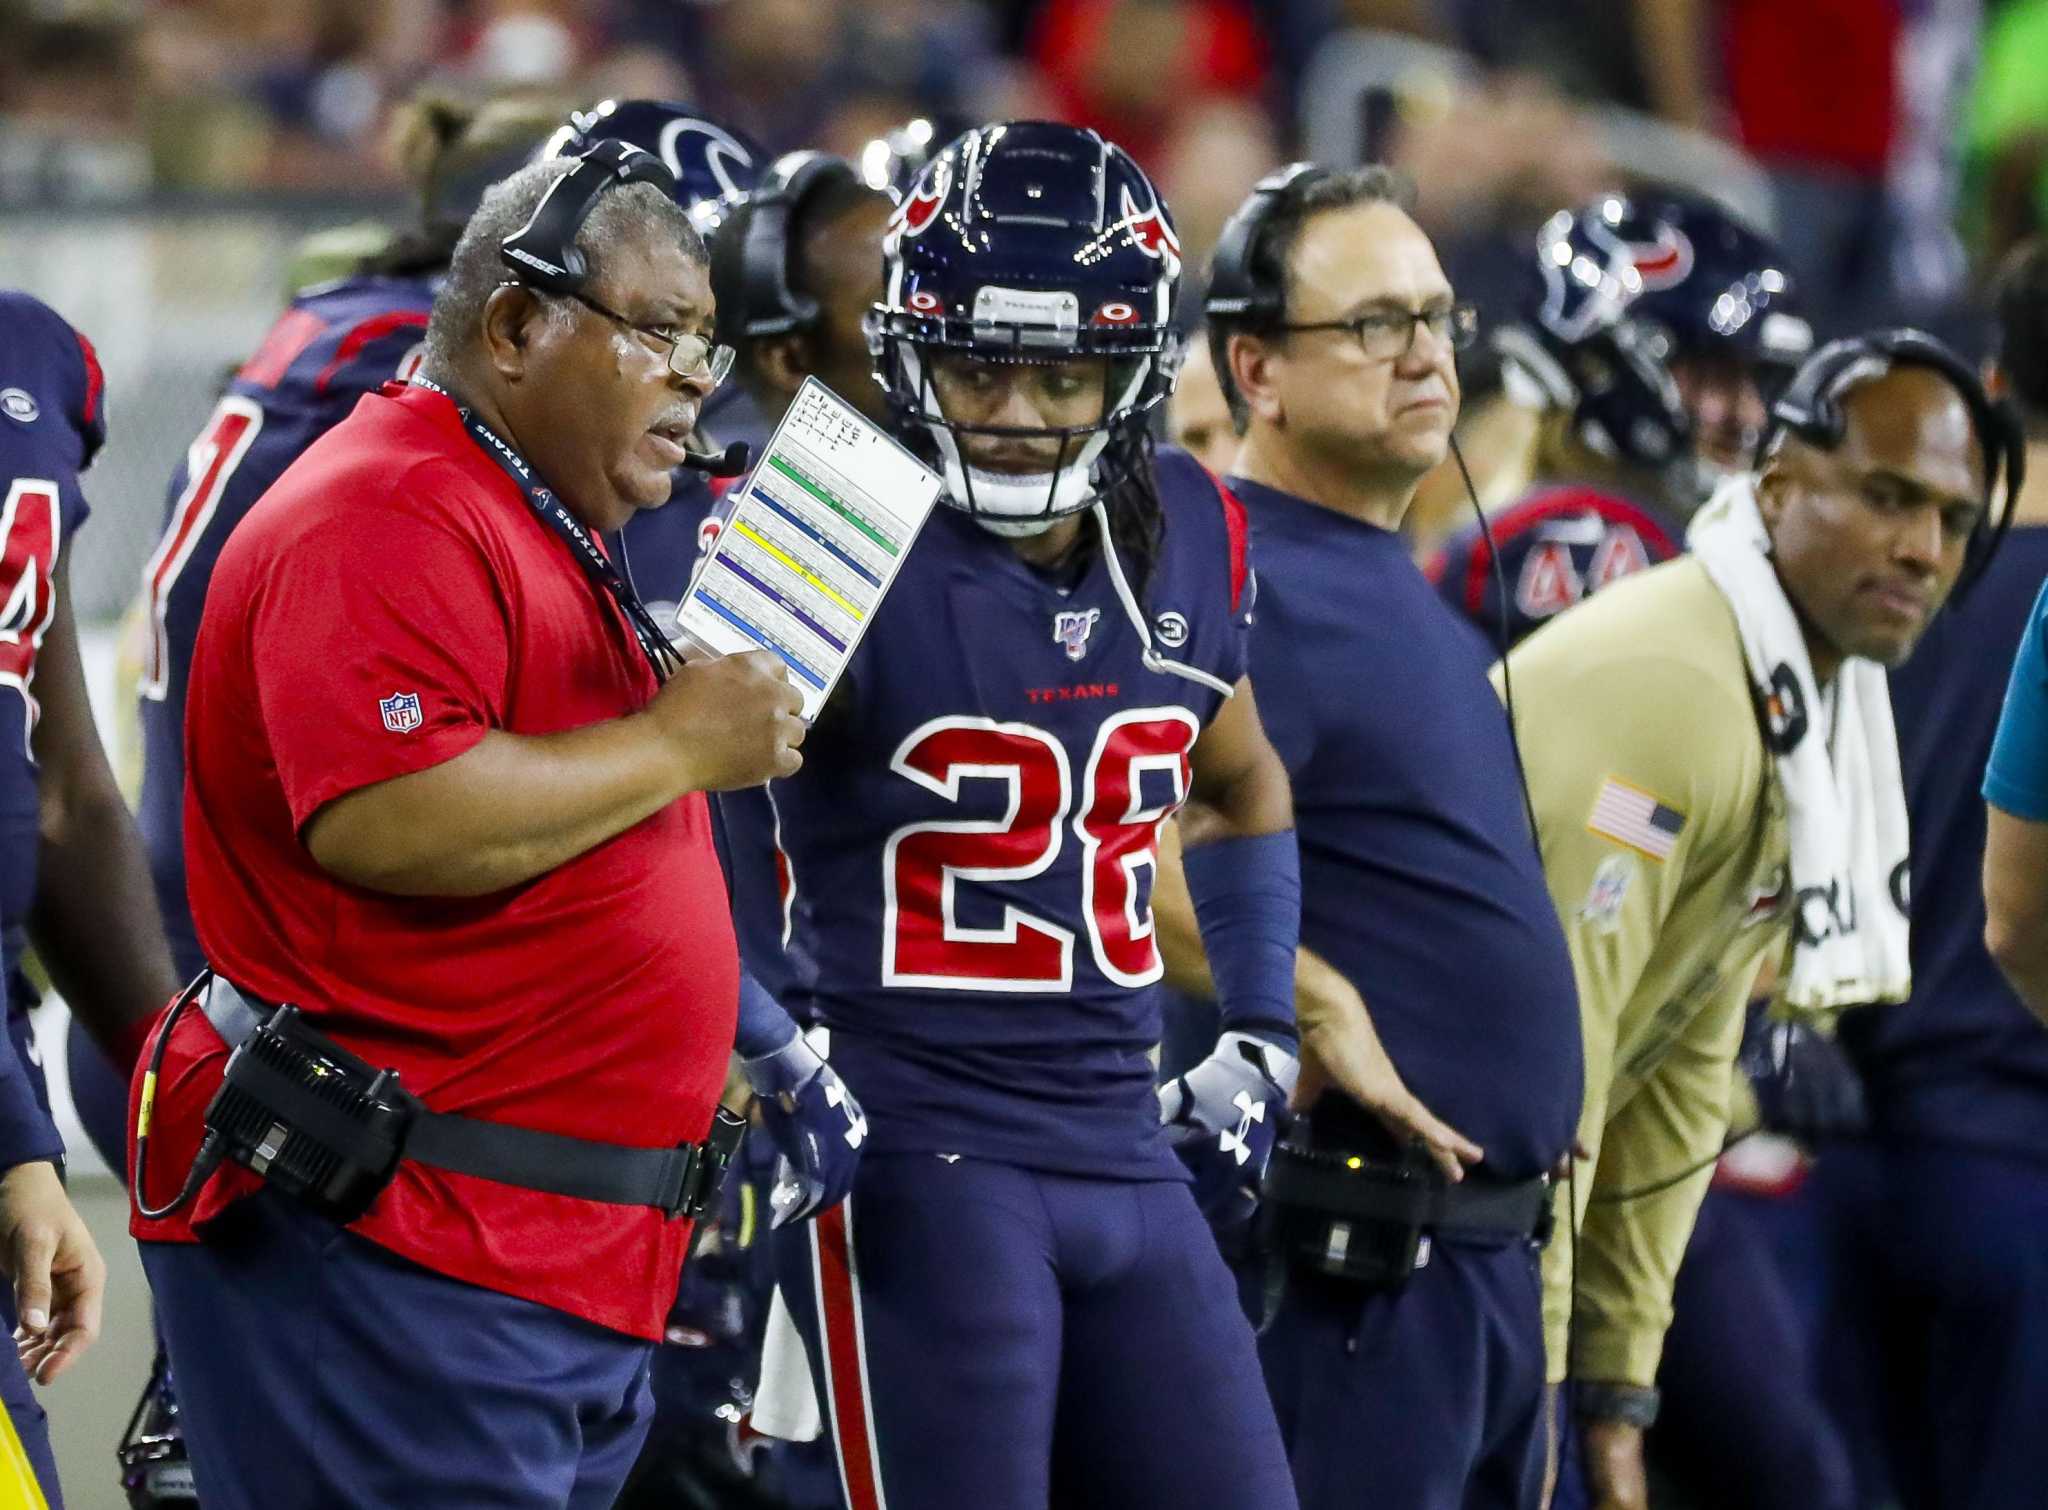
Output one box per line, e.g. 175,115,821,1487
2,0,2045,612
5,0,2046,323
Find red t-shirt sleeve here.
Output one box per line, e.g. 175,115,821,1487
248,462,507,829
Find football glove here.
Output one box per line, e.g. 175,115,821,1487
1158,1030,1299,1221
742,1027,866,1228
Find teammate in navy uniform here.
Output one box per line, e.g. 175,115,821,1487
1,290,184,1507
1428,190,1812,647
736,123,1302,1509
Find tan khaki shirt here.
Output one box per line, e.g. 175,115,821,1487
1496,556,1792,1388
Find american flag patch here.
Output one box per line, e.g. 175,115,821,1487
1587,777,1686,861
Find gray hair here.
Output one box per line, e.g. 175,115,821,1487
422,156,707,373
1206,165,1417,431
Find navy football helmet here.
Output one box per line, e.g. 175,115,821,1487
543,99,766,235
1496,188,1813,501
869,120,1184,534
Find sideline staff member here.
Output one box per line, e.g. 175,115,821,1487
1508,333,2009,1506
1172,163,1583,1508
131,151,804,1508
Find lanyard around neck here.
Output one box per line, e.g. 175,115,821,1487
412,376,680,681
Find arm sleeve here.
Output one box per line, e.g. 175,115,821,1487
1560,962,1753,1387
1985,580,2048,821
248,466,508,831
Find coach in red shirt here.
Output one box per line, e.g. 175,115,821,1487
129,153,804,1509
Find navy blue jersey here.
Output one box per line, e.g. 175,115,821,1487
1427,483,1683,651
1232,475,1582,1181
1840,525,2048,1166
136,275,435,975
739,448,1250,1179
0,290,101,1167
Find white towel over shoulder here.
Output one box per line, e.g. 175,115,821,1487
1688,475,1911,1012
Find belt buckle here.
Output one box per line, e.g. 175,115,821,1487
669,1106,748,1219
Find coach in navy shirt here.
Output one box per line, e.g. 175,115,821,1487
1183,164,1582,1508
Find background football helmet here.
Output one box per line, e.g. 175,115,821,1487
543,99,767,237
1496,188,1814,501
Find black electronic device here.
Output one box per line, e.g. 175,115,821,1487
500,138,681,296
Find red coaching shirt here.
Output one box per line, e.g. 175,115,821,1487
129,382,739,1340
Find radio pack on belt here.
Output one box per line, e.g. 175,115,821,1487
136,973,747,1226
1257,1137,1556,1296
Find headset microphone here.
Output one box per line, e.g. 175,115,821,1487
681,440,751,478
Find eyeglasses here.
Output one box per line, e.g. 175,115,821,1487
550,287,736,385
1277,302,1480,362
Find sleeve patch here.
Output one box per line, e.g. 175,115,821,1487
1587,775,1686,862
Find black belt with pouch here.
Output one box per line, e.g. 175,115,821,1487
143,971,745,1226
1257,1137,1554,1296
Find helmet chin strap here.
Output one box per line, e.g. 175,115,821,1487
1091,503,1237,698
949,459,1098,536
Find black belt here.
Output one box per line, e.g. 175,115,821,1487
1263,1143,1553,1244
203,976,738,1220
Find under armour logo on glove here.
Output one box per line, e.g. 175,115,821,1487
742,1028,867,1227
1218,1090,1266,1165
1159,1031,1297,1225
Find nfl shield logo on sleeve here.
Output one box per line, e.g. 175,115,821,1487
378,691,423,733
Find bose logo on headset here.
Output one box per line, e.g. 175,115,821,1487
1757,327,2027,600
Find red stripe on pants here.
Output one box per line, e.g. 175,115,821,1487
814,1201,885,1510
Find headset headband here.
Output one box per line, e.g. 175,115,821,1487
1761,327,2026,600
1203,162,1329,324
499,140,680,296
734,150,864,339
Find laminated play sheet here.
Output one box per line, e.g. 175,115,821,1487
675,376,942,718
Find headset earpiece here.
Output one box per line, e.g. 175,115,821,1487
500,139,680,296
736,150,864,339
1756,328,2026,599
1203,161,1328,325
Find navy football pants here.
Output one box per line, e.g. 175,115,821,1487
773,1153,1296,1510
1257,1238,1547,1510
1645,1186,1855,1509
141,1189,654,1509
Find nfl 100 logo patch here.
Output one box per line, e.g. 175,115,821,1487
1053,607,1100,662
379,691,423,733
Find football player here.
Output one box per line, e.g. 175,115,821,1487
734,122,1304,1508
1428,189,1812,648
1,289,178,1506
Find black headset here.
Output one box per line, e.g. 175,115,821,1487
499,139,680,295
1203,162,1330,324
1758,327,2026,599
734,150,865,338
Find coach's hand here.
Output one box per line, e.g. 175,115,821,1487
1,1161,104,1384
1579,1418,1649,1510
1294,962,1482,1184
657,649,806,790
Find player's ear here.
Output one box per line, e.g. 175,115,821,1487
1754,449,1794,536
1228,330,1283,426
754,334,811,401
480,285,546,380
